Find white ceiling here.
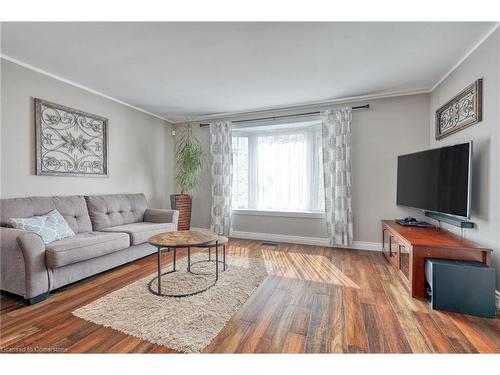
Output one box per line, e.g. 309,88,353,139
1,22,496,123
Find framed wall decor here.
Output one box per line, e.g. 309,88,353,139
35,98,108,177
435,79,482,140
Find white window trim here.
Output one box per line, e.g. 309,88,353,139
232,209,325,219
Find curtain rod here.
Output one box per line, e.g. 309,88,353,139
199,104,369,127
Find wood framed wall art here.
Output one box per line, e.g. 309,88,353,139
435,79,482,140
35,98,109,177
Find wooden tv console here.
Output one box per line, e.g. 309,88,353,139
381,220,492,299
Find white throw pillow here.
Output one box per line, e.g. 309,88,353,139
10,209,75,244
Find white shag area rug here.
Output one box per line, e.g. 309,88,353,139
72,253,268,353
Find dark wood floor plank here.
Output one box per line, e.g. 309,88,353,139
381,282,432,353
343,287,369,353
281,332,305,353
374,292,413,353
268,292,299,352
413,312,456,353
427,310,478,353
356,254,385,293
204,321,253,353
0,325,41,348
234,288,288,353
255,287,294,354
447,312,497,353
304,293,330,353
464,315,500,350
66,327,116,353
287,281,314,336
238,276,280,323
326,285,346,353
4,315,78,349
361,303,391,353
103,335,144,353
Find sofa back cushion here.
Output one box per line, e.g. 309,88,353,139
0,195,92,234
84,193,148,230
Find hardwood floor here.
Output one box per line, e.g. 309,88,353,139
1,239,498,353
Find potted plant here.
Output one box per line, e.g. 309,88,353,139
171,122,206,230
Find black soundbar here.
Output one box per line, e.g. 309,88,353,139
424,211,475,228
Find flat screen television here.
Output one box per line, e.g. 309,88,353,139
396,142,471,218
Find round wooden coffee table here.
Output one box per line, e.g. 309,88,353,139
147,229,222,297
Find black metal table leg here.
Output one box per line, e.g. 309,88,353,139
157,246,161,294
209,248,211,261
187,246,191,272
215,240,219,282
223,245,226,271
173,248,176,271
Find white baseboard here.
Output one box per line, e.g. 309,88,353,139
230,230,382,252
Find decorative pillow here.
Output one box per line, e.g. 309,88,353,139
10,209,75,245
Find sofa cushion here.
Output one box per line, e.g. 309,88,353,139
46,231,130,268
10,209,75,244
1,195,92,234
85,193,148,230
102,222,176,245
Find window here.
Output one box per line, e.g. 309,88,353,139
232,120,324,213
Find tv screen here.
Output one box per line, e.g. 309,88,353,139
397,142,471,218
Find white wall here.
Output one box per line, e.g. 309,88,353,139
179,93,430,244
429,28,500,289
0,59,175,208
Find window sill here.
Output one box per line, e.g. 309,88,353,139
232,209,325,219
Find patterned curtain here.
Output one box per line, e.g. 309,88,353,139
209,122,233,235
321,108,353,246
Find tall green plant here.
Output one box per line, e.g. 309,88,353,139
175,123,206,195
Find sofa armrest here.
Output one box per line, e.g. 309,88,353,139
0,227,49,299
144,208,179,227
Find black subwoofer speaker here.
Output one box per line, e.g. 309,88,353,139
425,258,496,318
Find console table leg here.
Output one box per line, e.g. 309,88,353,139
412,248,426,299
188,246,191,272
484,251,491,265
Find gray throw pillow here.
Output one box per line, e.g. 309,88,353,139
10,209,75,244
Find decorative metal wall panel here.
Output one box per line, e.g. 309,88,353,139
35,99,108,177
435,79,482,140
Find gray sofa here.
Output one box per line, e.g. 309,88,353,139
0,193,178,304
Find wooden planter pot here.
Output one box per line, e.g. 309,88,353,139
170,194,192,230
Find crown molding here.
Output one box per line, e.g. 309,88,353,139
430,22,500,92
180,88,431,124
0,54,174,124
